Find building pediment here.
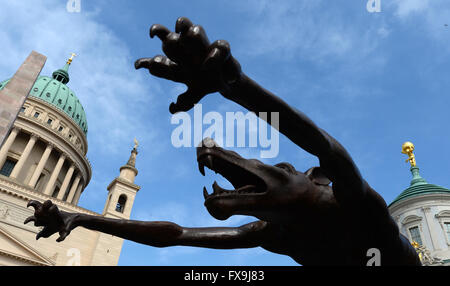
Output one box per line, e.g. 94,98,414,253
401,214,423,225
0,224,54,266
435,210,450,219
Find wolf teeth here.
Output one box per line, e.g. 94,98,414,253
212,181,221,194
198,162,205,176
203,186,209,199
203,183,258,199
206,155,214,169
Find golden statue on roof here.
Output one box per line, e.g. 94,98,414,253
402,141,416,167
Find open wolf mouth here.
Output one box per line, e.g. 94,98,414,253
197,145,267,202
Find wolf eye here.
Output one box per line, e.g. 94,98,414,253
274,162,297,174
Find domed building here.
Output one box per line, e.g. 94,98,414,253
388,142,450,266
0,54,140,266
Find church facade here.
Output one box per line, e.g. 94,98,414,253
0,54,140,266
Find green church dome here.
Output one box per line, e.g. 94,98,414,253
0,57,88,135
389,166,450,206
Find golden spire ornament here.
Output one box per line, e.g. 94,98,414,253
67,53,77,65
402,141,416,167
134,137,139,150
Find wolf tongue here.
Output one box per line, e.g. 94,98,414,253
236,185,256,193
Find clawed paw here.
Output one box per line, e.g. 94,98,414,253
136,17,242,114
25,200,72,242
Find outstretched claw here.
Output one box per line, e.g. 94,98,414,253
36,226,54,240
175,17,193,34
137,17,242,114
150,24,170,40
57,229,71,242
203,40,231,72
24,199,77,242
181,25,210,63
24,215,36,225
27,200,42,210
135,56,183,83
169,89,204,114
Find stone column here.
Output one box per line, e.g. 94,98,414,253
28,143,53,188
72,183,84,205
66,174,81,203
10,134,38,179
43,153,66,196
422,207,440,251
0,127,20,169
57,164,75,200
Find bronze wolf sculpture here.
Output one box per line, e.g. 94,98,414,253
25,17,421,266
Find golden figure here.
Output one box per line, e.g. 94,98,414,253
410,240,442,265
411,241,423,261
402,141,416,167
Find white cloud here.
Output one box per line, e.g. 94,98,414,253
391,0,432,18
390,0,450,48
377,26,391,38
228,0,383,64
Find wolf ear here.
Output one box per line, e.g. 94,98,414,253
305,167,331,186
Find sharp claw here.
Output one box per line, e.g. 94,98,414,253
27,200,41,210
170,90,203,114
169,102,192,114
24,216,36,225
203,40,231,70
169,102,178,114
48,204,58,213
56,235,65,243
135,58,149,70
150,24,170,40
203,48,221,70
203,186,209,199
198,162,205,176
42,200,53,210
36,226,53,240
57,230,70,242
175,17,194,34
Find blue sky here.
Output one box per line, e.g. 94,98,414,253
1,0,450,266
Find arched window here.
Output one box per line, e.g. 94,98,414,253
444,223,450,242
409,226,423,245
115,194,127,213
435,210,450,245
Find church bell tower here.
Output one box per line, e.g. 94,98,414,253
90,140,140,265
102,140,140,219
